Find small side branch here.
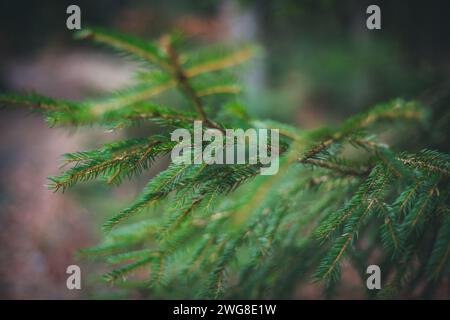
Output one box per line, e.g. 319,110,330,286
299,139,334,162
301,158,369,177
163,38,224,133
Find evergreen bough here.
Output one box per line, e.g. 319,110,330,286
1,28,449,299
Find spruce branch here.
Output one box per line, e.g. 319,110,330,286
1,27,448,299
162,37,224,132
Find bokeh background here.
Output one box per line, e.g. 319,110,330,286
0,0,449,299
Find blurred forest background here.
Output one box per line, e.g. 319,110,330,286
0,0,449,299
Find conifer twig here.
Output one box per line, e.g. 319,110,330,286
301,158,369,177
162,37,224,133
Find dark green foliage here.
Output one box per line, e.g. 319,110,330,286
1,28,449,299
